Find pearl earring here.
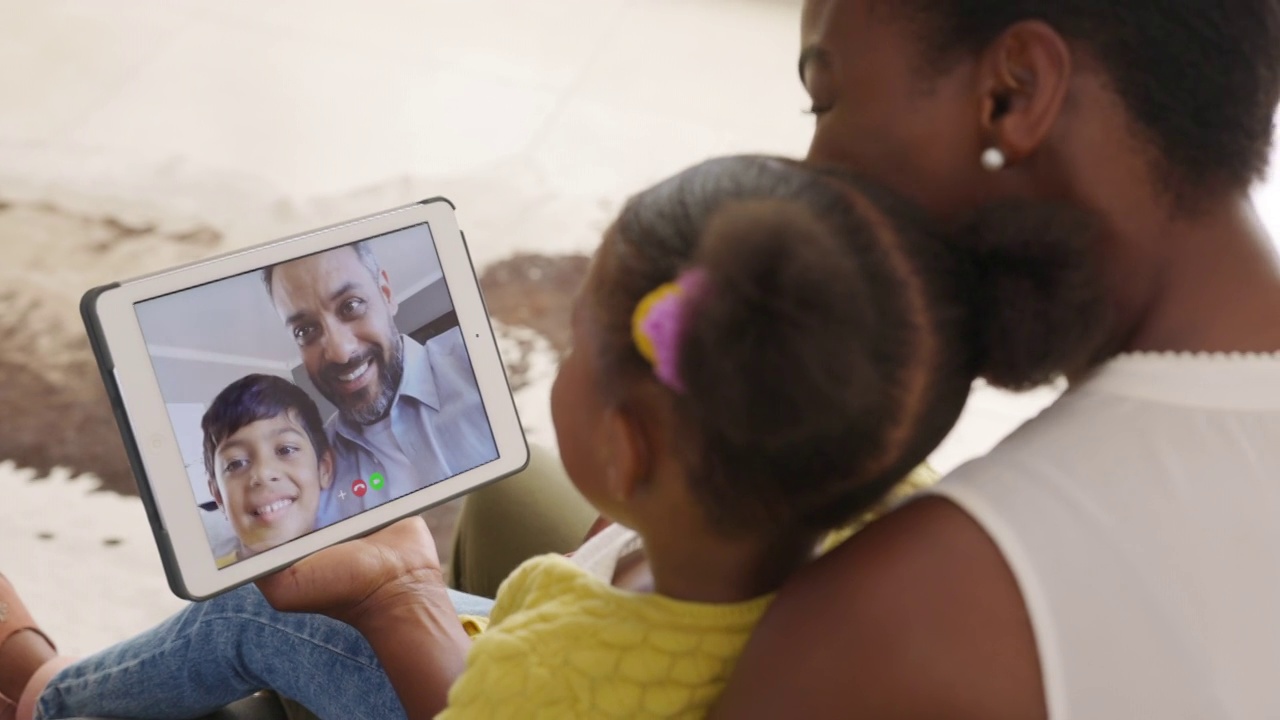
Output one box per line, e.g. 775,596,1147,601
981,147,1006,172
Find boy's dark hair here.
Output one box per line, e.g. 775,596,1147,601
896,1,1280,193
596,156,1109,536
202,374,330,481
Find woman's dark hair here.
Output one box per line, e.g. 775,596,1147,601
202,374,330,480
896,1,1280,193
594,155,1109,535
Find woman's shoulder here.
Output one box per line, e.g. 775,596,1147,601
713,354,1280,719
712,494,1044,719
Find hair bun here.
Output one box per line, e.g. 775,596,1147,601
678,197,883,465
955,200,1113,389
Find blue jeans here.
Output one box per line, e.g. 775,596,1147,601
36,585,494,720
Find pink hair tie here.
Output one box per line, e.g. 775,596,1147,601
630,269,707,392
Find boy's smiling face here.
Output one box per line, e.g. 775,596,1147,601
209,409,334,554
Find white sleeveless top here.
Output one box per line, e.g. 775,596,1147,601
930,354,1280,719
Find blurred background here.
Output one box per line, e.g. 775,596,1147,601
1,0,1278,656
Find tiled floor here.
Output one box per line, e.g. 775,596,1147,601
0,0,1278,657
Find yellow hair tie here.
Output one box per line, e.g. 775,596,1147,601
631,281,682,365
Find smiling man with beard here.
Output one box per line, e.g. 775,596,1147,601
263,241,497,526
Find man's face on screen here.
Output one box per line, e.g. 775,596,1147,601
210,410,334,553
269,247,406,425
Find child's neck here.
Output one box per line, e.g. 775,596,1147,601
617,526,817,604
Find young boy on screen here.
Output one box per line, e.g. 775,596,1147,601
202,374,335,568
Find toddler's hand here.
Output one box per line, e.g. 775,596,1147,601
255,517,447,629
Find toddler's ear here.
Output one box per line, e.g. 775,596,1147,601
318,450,336,490
601,406,650,503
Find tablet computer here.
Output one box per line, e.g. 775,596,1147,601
81,198,529,601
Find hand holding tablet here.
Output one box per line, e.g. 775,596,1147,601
81,198,528,600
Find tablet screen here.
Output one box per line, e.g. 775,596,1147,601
133,223,499,569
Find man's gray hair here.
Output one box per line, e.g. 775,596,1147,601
261,240,382,299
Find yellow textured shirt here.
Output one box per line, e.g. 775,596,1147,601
438,554,772,719
438,463,942,719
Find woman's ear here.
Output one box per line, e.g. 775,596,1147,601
600,404,652,503
978,20,1071,164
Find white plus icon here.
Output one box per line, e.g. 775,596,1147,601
338,490,347,500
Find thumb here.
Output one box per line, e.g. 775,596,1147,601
254,540,381,613
253,518,438,617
